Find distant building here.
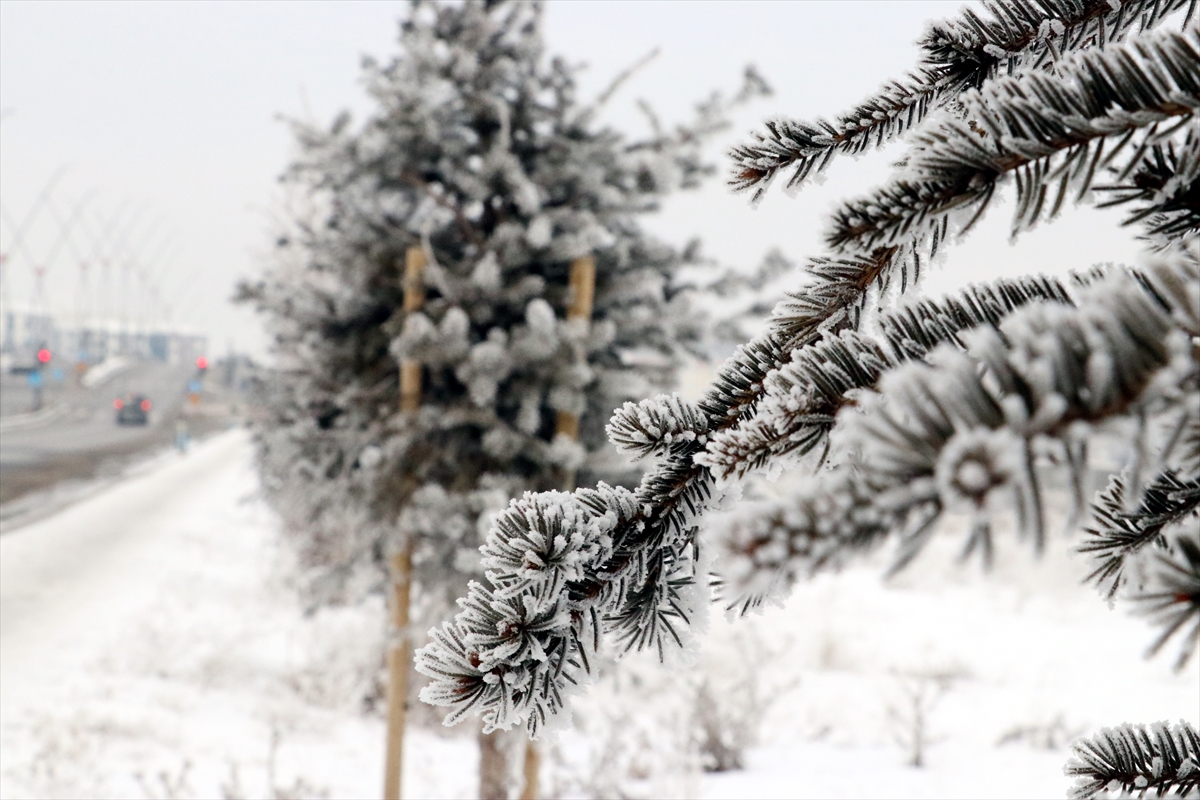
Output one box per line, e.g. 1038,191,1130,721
1,306,206,371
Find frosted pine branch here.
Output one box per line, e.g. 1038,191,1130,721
416,483,643,734
531,247,905,672
420,4,1200,745
729,0,1192,199
700,24,1200,487
1065,720,1200,799
700,275,1073,481
1080,471,1200,598
734,30,1198,471
827,27,1200,253
607,394,710,460
1135,533,1200,670
1096,123,1200,245
846,263,1187,550
696,330,891,480
715,258,1197,609
715,470,895,614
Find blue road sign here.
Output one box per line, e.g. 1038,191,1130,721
27,371,43,388
187,380,202,393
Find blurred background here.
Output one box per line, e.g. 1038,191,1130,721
0,2,1193,799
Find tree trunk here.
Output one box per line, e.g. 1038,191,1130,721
519,739,540,800
383,246,427,800
479,728,510,800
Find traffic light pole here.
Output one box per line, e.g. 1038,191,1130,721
30,348,53,411
29,369,44,412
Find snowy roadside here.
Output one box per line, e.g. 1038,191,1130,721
1,429,1195,799
0,412,241,533
0,430,476,800
0,405,68,434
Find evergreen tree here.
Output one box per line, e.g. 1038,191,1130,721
417,3,1200,794
240,1,766,796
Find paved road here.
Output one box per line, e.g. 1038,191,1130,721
0,360,199,509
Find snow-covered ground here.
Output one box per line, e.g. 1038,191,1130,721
1,429,1195,799
2,430,394,799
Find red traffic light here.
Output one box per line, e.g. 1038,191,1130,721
36,348,52,364
196,356,208,370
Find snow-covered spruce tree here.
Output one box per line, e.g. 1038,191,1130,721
417,4,1199,794
242,0,766,797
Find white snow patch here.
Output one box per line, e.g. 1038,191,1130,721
80,357,131,389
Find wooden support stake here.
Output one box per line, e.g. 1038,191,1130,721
565,254,596,323
384,246,426,800
383,544,414,800
399,247,427,414
553,255,596,467
523,255,597,800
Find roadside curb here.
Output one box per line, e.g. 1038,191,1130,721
0,404,67,434
0,423,247,533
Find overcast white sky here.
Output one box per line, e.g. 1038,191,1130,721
0,1,1144,359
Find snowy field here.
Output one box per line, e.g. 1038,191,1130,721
1,428,1195,799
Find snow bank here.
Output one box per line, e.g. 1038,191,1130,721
80,357,130,389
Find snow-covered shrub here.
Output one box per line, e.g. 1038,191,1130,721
244,0,766,630
133,759,194,800
686,620,780,774
885,667,965,769
997,716,1086,751
543,656,700,800
281,601,387,714
692,679,752,773
13,711,111,799
242,0,770,793
539,616,783,797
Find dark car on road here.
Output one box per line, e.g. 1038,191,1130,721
115,395,152,425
